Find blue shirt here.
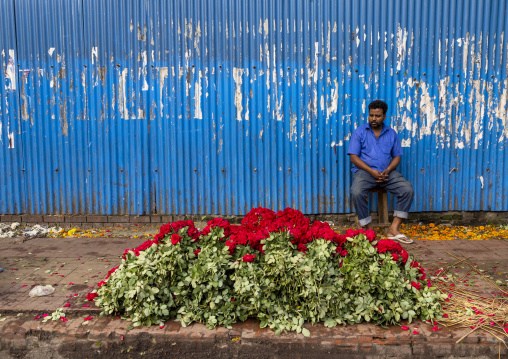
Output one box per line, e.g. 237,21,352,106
347,123,403,172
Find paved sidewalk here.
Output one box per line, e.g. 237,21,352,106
0,236,506,358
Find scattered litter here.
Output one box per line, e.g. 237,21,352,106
0,222,20,238
24,225,61,239
29,285,55,297
433,252,508,348
0,223,62,239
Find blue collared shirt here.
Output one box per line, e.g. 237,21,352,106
347,123,403,172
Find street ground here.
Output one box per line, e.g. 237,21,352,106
0,224,506,358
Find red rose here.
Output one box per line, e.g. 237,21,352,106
297,243,308,253
242,254,256,262
391,252,399,261
171,233,181,245
364,229,377,242
194,249,201,256
411,281,422,290
86,292,98,301
225,239,237,255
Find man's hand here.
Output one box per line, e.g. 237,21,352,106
371,170,388,182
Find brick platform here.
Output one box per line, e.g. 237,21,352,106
0,237,506,358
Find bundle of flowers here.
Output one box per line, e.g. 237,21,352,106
93,207,445,335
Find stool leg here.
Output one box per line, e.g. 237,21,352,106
378,192,389,224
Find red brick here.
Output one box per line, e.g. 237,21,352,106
161,215,173,223
1,214,22,222
43,215,65,223
177,323,207,339
358,335,373,347
108,216,130,223
21,214,43,223
130,216,150,223
150,215,162,223
88,317,115,340
163,319,182,335
87,216,108,223
240,318,261,339
104,222,129,228
65,215,87,223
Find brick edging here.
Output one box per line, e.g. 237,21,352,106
0,211,507,228
0,317,504,358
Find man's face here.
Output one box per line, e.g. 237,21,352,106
368,108,386,129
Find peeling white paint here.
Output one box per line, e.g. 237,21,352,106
91,47,98,64
194,71,202,119
495,78,508,141
396,25,408,71
159,67,168,117
418,82,438,137
401,139,411,147
438,39,441,65
326,78,339,121
7,129,14,149
5,50,16,91
233,67,244,121
119,68,130,119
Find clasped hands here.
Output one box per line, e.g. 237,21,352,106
371,169,390,182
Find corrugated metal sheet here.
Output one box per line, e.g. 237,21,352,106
14,0,89,214
1,0,507,215
0,0,24,213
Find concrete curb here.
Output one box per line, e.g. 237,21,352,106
0,316,504,358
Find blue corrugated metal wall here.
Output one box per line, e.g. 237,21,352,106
1,0,507,215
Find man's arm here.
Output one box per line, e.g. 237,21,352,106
381,156,401,177
349,154,387,182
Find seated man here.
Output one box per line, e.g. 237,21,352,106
347,100,414,244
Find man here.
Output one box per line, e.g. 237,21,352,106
347,100,414,244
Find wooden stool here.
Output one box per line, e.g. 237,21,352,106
369,188,390,227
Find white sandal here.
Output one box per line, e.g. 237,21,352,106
387,234,413,244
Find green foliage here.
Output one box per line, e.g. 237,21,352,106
95,228,444,335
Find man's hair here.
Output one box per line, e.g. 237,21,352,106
368,100,388,114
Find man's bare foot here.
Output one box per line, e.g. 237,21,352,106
386,227,412,244
386,227,401,237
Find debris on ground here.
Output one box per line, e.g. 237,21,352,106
432,252,508,348
399,224,508,240
330,223,508,241
0,222,21,238
0,221,506,241
24,225,62,239
29,285,56,297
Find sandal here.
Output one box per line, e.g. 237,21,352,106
386,234,413,244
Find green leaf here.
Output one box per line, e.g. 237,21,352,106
302,328,311,337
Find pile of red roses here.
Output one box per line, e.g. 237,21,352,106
90,207,429,300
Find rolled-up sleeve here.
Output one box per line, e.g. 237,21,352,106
391,133,403,157
347,130,361,156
